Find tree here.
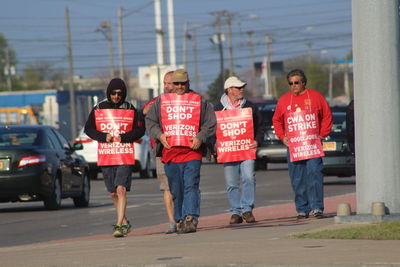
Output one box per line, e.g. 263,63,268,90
23,61,65,90
0,33,18,91
206,69,231,105
280,55,328,97
305,61,327,96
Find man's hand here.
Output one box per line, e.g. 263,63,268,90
189,137,202,150
142,102,153,115
159,133,171,149
113,134,121,142
282,136,289,146
106,133,113,143
249,140,258,149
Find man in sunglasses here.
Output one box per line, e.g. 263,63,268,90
84,78,145,237
272,69,332,219
145,69,216,233
214,76,265,224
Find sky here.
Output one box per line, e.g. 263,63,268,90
1,0,352,92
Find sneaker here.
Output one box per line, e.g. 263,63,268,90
176,220,184,233
113,224,124,238
242,211,256,223
165,221,177,234
121,220,132,236
312,209,323,218
296,212,309,219
182,215,197,233
229,214,243,224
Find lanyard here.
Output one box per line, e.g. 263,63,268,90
289,89,311,113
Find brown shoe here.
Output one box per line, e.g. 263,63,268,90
229,214,243,224
242,211,256,223
182,215,197,233
176,220,184,233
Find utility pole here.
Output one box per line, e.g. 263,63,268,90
217,31,224,89
191,29,200,91
328,60,333,104
154,0,164,96
182,21,189,69
95,21,115,77
263,35,273,99
344,60,350,102
211,11,225,92
154,0,165,65
167,0,176,68
226,12,234,76
4,48,12,91
352,0,400,215
246,31,257,96
65,7,77,140
246,31,256,68
117,7,125,81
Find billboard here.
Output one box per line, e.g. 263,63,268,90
138,64,180,96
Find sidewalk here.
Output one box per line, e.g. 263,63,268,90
2,193,400,267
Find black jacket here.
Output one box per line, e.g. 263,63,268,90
84,79,145,143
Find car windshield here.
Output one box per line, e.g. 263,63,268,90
0,128,40,147
260,106,275,127
331,112,346,134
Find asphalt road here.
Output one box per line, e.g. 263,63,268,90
0,162,355,247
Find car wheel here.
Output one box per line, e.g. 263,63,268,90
44,176,62,210
88,169,98,180
73,173,90,207
255,158,267,171
139,154,151,178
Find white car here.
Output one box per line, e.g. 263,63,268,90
74,128,156,179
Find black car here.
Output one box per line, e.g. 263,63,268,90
322,112,355,177
0,125,90,209
256,104,287,170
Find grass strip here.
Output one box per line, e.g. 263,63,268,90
295,221,400,240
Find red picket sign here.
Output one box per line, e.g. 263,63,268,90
95,109,135,166
160,93,201,147
215,108,256,163
285,110,324,162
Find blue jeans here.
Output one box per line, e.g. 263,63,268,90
223,159,256,215
287,151,324,213
164,160,201,222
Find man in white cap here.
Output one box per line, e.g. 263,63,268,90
214,76,265,224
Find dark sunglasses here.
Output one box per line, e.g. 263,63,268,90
173,82,187,86
111,91,123,96
288,81,301,86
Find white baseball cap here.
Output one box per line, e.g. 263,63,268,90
224,76,247,89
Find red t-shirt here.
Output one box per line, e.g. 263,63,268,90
272,88,332,140
162,146,202,163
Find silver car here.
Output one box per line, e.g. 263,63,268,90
73,128,156,179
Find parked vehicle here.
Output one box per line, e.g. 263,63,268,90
0,107,38,125
0,125,90,210
256,104,287,170
74,128,156,179
322,112,355,177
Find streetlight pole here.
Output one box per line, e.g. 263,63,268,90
263,35,273,99
65,7,77,140
117,7,125,81
95,21,115,78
